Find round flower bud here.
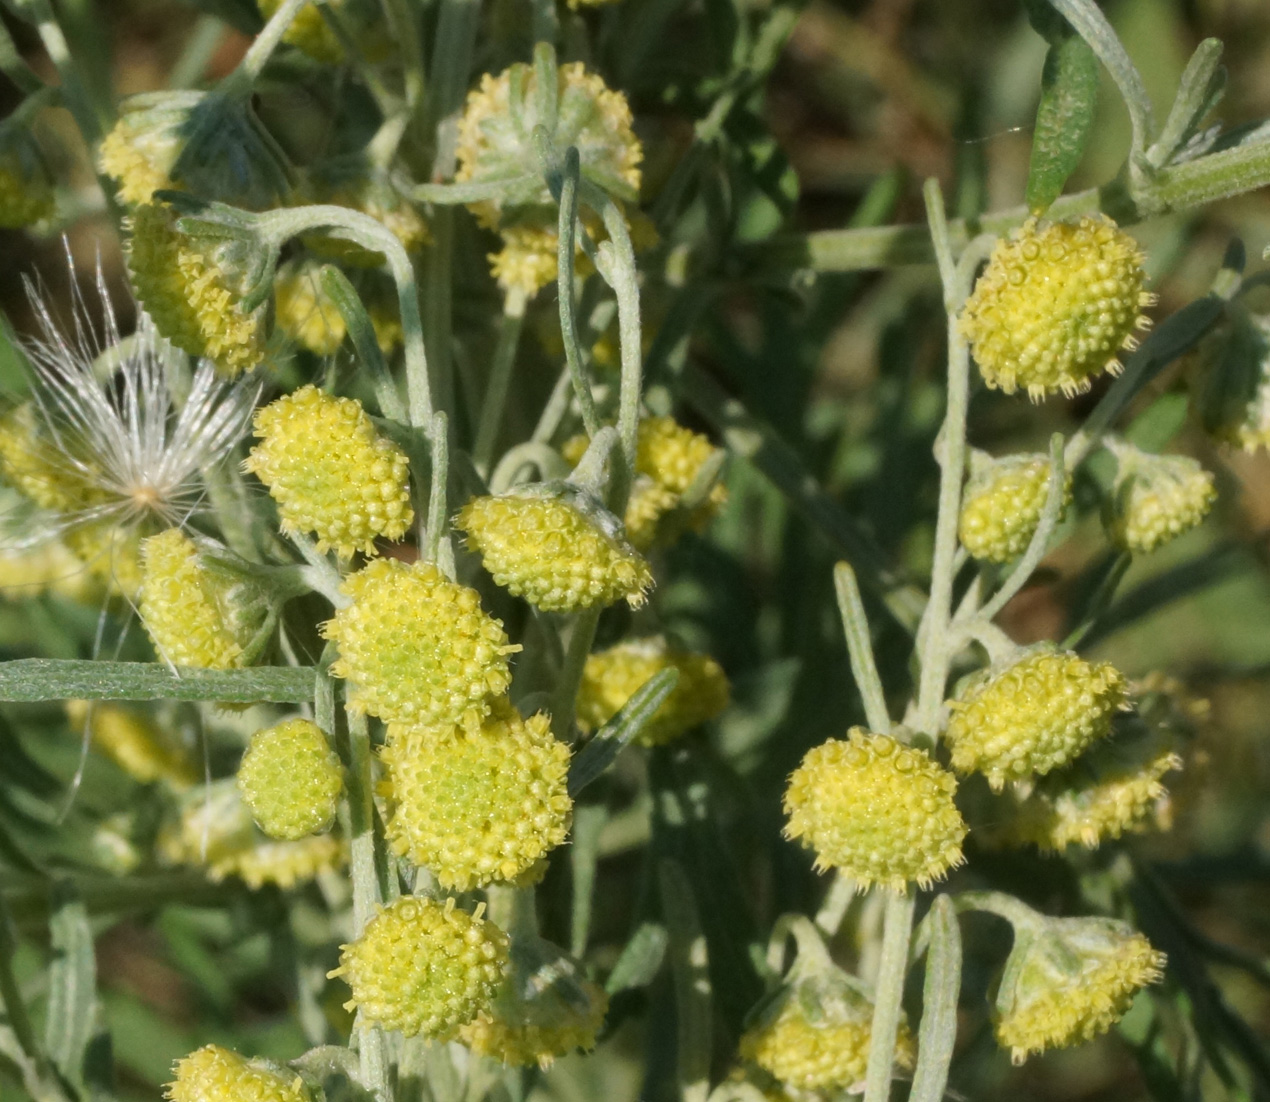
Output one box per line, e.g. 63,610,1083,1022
1105,440,1216,554
217,834,348,889
946,647,1128,791
960,216,1153,400
741,989,915,1092
576,637,730,746
459,936,608,1068
139,529,259,669
244,385,414,559
456,485,652,612
783,728,966,892
167,1044,310,1102
995,914,1165,1063
456,50,641,225
331,896,510,1039
381,705,572,890
68,699,196,790
0,132,54,228
127,202,266,377
323,558,519,729
1006,737,1181,852
959,450,1070,563
237,718,344,840
0,403,103,513
489,224,565,297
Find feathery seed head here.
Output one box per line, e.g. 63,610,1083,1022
245,385,414,558
237,719,344,839
139,529,265,669
783,728,966,891
0,131,54,228
331,896,510,1039
324,557,519,728
946,646,1127,790
381,704,572,890
100,92,290,210
459,935,608,1068
455,47,641,225
456,484,653,612
960,216,1153,400
994,913,1165,1063
68,699,196,790
959,450,1071,563
127,202,267,377
167,1044,310,1102
1105,440,1216,554
576,637,730,745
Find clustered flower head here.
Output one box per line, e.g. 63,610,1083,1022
456,485,652,612
68,699,196,790
331,896,509,1039
1105,439,1216,554
459,936,609,1068
947,646,1128,791
237,718,344,840
783,728,967,891
166,1043,310,1102
381,704,572,890
272,261,402,356
323,557,519,728
994,912,1166,1063
960,215,1154,400
959,450,1070,563
258,0,345,64
127,202,267,377
245,384,414,558
576,636,730,745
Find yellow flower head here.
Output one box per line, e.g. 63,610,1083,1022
127,202,266,377
459,936,608,1068
381,704,572,890
64,523,145,599
67,700,196,790
741,988,915,1092
99,102,186,206
456,486,653,612
489,224,565,297
1105,440,1216,554
960,216,1153,400
139,529,260,669
0,403,104,514
324,557,519,728
0,541,98,603
959,450,1070,564
946,647,1128,791
218,834,348,889
456,51,641,224
245,385,414,558
167,1044,310,1102
576,636,730,746
331,896,510,1039
783,728,966,891
995,914,1165,1063
237,718,344,840
272,262,403,356
1006,736,1181,852
258,0,344,63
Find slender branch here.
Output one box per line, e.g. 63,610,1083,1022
426,410,454,577
474,289,527,476
833,562,891,734
234,0,313,83
862,890,916,1102
551,146,601,438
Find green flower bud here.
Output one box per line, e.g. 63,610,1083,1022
1104,439,1216,554
237,718,344,840
959,450,1070,563
167,1044,310,1102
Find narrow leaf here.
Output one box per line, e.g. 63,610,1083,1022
320,266,408,423
44,882,96,1088
606,921,669,995
1148,39,1226,169
658,860,711,1102
0,660,316,703
909,895,962,1102
1026,35,1099,215
568,668,679,797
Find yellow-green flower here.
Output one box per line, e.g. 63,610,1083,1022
323,557,519,728
381,704,572,890
272,262,402,356
167,1044,310,1102
576,636,729,745
68,699,196,790
960,216,1153,400
237,719,344,840
995,913,1165,1063
946,647,1127,791
245,385,414,559
959,450,1070,563
783,728,966,891
456,486,652,612
1106,440,1216,554
331,896,509,1039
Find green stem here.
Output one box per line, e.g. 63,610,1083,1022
474,289,527,476
814,873,857,937
549,606,602,741
952,891,1042,930
426,410,454,577
862,890,916,1102
833,562,891,734
489,441,569,492
908,895,962,1102
234,0,312,84
319,265,409,423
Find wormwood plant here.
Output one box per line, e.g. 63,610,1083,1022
1,0,1270,1099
